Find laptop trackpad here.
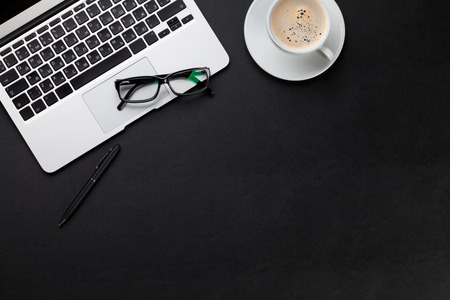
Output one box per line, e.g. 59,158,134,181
83,58,170,133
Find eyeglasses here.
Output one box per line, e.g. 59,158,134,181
115,67,213,111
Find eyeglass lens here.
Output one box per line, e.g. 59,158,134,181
168,69,209,96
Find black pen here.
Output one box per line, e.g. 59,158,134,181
58,144,121,228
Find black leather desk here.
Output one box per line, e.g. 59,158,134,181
1,0,449,299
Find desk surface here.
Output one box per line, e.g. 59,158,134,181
1,0,450,299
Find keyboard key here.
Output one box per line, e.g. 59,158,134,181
51,25,66,39
32,100,46,114
0,61,6,73
75,57,90,72
27,71,41,85
87,50,101,64
86,36,100,49
145,15,160,29
40,47,55,61
0,69,19,86
168,17,182,31
15,47,30,60
37,25,49,34
133,7,147,21
158,0,186,21
144,31,158,45
50,18,61,27
19,106,34,121
99,11,114,25
98,28,112,42
181,14,193,24
27,86,42,100
110,36,125,50
44,92,58,106
51,72,66,86
12,41,24,49
0,48,11,56
87,4,101,17
64,33,79,47
25,33,37,42
157,0,171,7
27,40,42,54
121,14,136,28
130,38,146,54
75,11,89,25
6,78,29,98
39,79,54,93
55,83,73,99
52,40,67,54
63,18,77,32
111,4,126,18
38,64,53,78
169,21,182,31
87,19,102,33
62,50,77,63
167,17,178,26
98,43,113,57
4,53,18,67
13,93,31,109
74,3,86,12
109,21,124,35
71,48,131,90
74,42,89,56
16,62,31,76
122,29,137,43
99,0,113,10
158,28,170,39
28,55,43,68
76,26,90,40
145,0,159,14
50,57,65,71
63,65,78,79
134,22,149,35
40,32,54,46
62,11,73,19
123,0,137,11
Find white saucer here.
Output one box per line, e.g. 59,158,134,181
244,0,345,81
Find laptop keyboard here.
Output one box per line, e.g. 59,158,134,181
0,0,193,121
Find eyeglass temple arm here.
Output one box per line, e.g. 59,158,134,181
192,78,213,96
117,100,127,111
117,83,144,111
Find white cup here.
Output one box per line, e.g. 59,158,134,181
267,0,334,60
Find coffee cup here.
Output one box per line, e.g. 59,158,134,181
267,0,334,60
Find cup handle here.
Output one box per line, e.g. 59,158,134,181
318,46,334,61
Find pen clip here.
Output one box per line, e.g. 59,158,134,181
96,146,115,169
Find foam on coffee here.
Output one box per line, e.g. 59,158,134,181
270,0,327,50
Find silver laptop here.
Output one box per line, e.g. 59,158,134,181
0,0,229,172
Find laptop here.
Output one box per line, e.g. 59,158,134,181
0,0,229,172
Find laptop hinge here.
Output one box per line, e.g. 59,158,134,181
0,0,79,48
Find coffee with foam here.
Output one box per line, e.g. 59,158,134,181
270,0,328,51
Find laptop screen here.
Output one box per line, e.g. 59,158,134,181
0,0,41,25
0,0,70,45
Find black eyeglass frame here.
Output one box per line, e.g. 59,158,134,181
115,67,212,110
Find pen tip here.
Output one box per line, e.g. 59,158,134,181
58,219,66,228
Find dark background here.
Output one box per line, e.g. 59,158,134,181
1,0,450,299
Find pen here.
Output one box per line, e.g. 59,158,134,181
58,144,121,228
